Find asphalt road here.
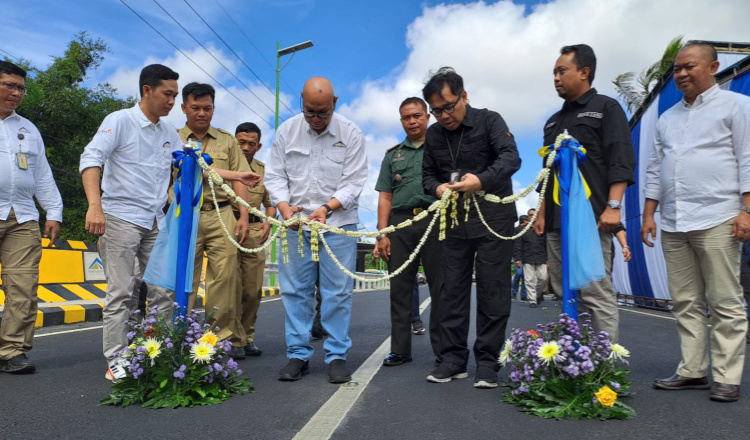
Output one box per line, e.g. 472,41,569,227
1,287,749,440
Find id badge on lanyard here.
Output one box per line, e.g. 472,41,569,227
16,132,28,170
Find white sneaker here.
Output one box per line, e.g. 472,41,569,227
105,359,130,382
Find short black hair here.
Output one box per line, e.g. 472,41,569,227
235,122,261,141
138,64,179,98
399,97,427,112
560,44,597,85
182,82,215,104
422,67,464,102
0,60,27,79
519,215,529,223
681,42,718,62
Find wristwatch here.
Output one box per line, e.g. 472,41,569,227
322,203,333,218
376,234,387,241
741,206,750,214
607,200,621,210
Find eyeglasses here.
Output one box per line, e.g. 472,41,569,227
1,81,27,95
429,93,463,117
299,95,334,119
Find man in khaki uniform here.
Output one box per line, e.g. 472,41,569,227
177,82,251,359
234,122,276,356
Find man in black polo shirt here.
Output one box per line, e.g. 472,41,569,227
422,67,521,388
532,44,635,342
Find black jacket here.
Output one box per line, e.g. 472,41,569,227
513,227,547,265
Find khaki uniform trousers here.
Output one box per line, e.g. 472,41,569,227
547,230,619,341
661,219,747,385
189,205,246,345
239,222,266,345
0,211,41,360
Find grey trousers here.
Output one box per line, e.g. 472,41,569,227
661,219,747,385
100,215,172,361
547,230,618,341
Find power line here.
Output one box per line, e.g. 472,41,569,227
212,0,301,108
183,0,296,116
119,0,272,129
152,0,280,119
0,47,20,61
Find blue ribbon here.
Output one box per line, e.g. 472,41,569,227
172,149,213,211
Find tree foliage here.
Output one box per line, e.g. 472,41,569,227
12,31,135,241
612,36,684,114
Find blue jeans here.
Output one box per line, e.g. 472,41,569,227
279,225,357,363
511,266,526,300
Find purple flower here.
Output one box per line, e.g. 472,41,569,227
166,343,173,349
236,369,242,375
213,363,223,372
173,370,185,379
126,331,136,340
610,381,621,391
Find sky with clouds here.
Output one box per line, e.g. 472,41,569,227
2,0,749,232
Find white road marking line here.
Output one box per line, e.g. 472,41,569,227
35,297,283,337
620,307,675,321
293,296,433,440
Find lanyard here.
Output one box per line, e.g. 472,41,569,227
444,128,464,170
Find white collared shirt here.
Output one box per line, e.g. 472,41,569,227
645,84,750,232
0,111,63,224
265,113,368,228
79,104,181,229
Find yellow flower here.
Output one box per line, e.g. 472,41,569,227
129,343,137,351
198,331,218,347
498,339,512,366
190,341,215,364
595,386,618,407
143,337,162,359
536,341,564,366
609,343,631,362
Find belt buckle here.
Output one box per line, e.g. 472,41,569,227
202,204,212,211
413,208,423,215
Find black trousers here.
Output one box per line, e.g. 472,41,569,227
388,211,443,357
439,227,513,370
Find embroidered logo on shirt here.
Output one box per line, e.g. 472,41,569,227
332,141,346,148
545,121,556,129
163,142,171,149
577,112,603,119
18,127,30,133
97,128,113,135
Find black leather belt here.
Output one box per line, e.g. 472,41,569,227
392,208,425,216
234,213,265,223
201,201,232,212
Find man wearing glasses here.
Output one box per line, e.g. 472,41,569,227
422,67,520,388
0,61,63,374
265,77,367,384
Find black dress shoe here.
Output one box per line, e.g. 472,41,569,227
243,342,262,357
0,354,36,374
383,353,413,367
710,382,740,402
228,346,247,360
328,359,351,383
278,358,309,381
652,373,709,390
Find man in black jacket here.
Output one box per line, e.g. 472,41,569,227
514,214,547,308
422,67,521,388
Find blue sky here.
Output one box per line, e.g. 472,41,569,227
2,0,749,232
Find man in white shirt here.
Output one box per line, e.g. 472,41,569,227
265,77,367,384
0,61,63,374
642,43,750,403
80,64,183,382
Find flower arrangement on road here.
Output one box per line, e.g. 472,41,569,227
500,313,635,420
100,305,253,408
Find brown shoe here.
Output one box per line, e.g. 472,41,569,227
652,373,709,390
710,382,740,402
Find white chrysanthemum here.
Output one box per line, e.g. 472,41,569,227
143,337,162,359
190,341,215,364
536,341,565,366
608,343,631,362
498,339,512,366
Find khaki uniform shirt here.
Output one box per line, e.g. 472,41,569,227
177,125,251,204
235,158,272,222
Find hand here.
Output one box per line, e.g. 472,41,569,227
279,205,303,231
308,206,328,224
258,222,272,243
733,211,750,242
640,214,658,247
237,171,261,187
597,207,621,232
44,220,60,247
436,183,449,199
622,246,632,262
85,204,106,236
374,237,391,262
532,216,545,237
235,216,249,244
446,173,482,194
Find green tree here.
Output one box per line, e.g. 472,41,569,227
612,36,684,114
13,32,135,241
